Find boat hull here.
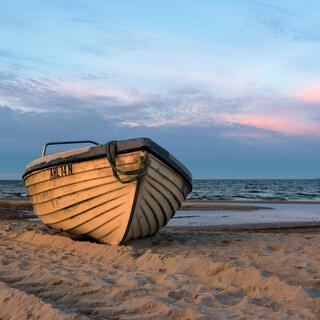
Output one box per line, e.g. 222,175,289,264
24,150,190,244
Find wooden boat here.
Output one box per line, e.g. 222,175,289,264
22,138,192,245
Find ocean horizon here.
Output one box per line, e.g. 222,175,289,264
2,178,319,201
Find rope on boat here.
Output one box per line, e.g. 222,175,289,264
105,140,146,184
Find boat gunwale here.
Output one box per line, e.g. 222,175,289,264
22,138,192,190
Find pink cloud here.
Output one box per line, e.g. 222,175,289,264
120,121,140,127
296,85,320,103
225,114,320,137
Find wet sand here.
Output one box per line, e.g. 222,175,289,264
0,198,275,222
0,199,320,319
0,198,34,221
181,201,273,211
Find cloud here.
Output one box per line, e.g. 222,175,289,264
296,85,320,103
221,131,270,140
221,93,320,137
1,102,320,179
120,121,140,128
0,74,146,113
1,73,320,138
225,114,320,137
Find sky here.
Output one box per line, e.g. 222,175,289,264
0,0,320,179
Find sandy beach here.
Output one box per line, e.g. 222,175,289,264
0,199,320,319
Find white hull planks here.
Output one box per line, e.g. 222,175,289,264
24,150,189,245
123,155,185,242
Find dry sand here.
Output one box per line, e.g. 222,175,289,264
0,199,320,319
0,221,319,319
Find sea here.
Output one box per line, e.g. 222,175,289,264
1,179,320,201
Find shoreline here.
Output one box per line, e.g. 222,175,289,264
1,198,320,231
166,222,320,233
181,201,274,211
3,197,320,205
185,199,320,204
3,197,320,211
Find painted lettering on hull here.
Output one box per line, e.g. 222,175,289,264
50,164,73,179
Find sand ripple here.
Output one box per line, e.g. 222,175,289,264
0,221,319,319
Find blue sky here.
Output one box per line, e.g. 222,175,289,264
1,0,320,179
